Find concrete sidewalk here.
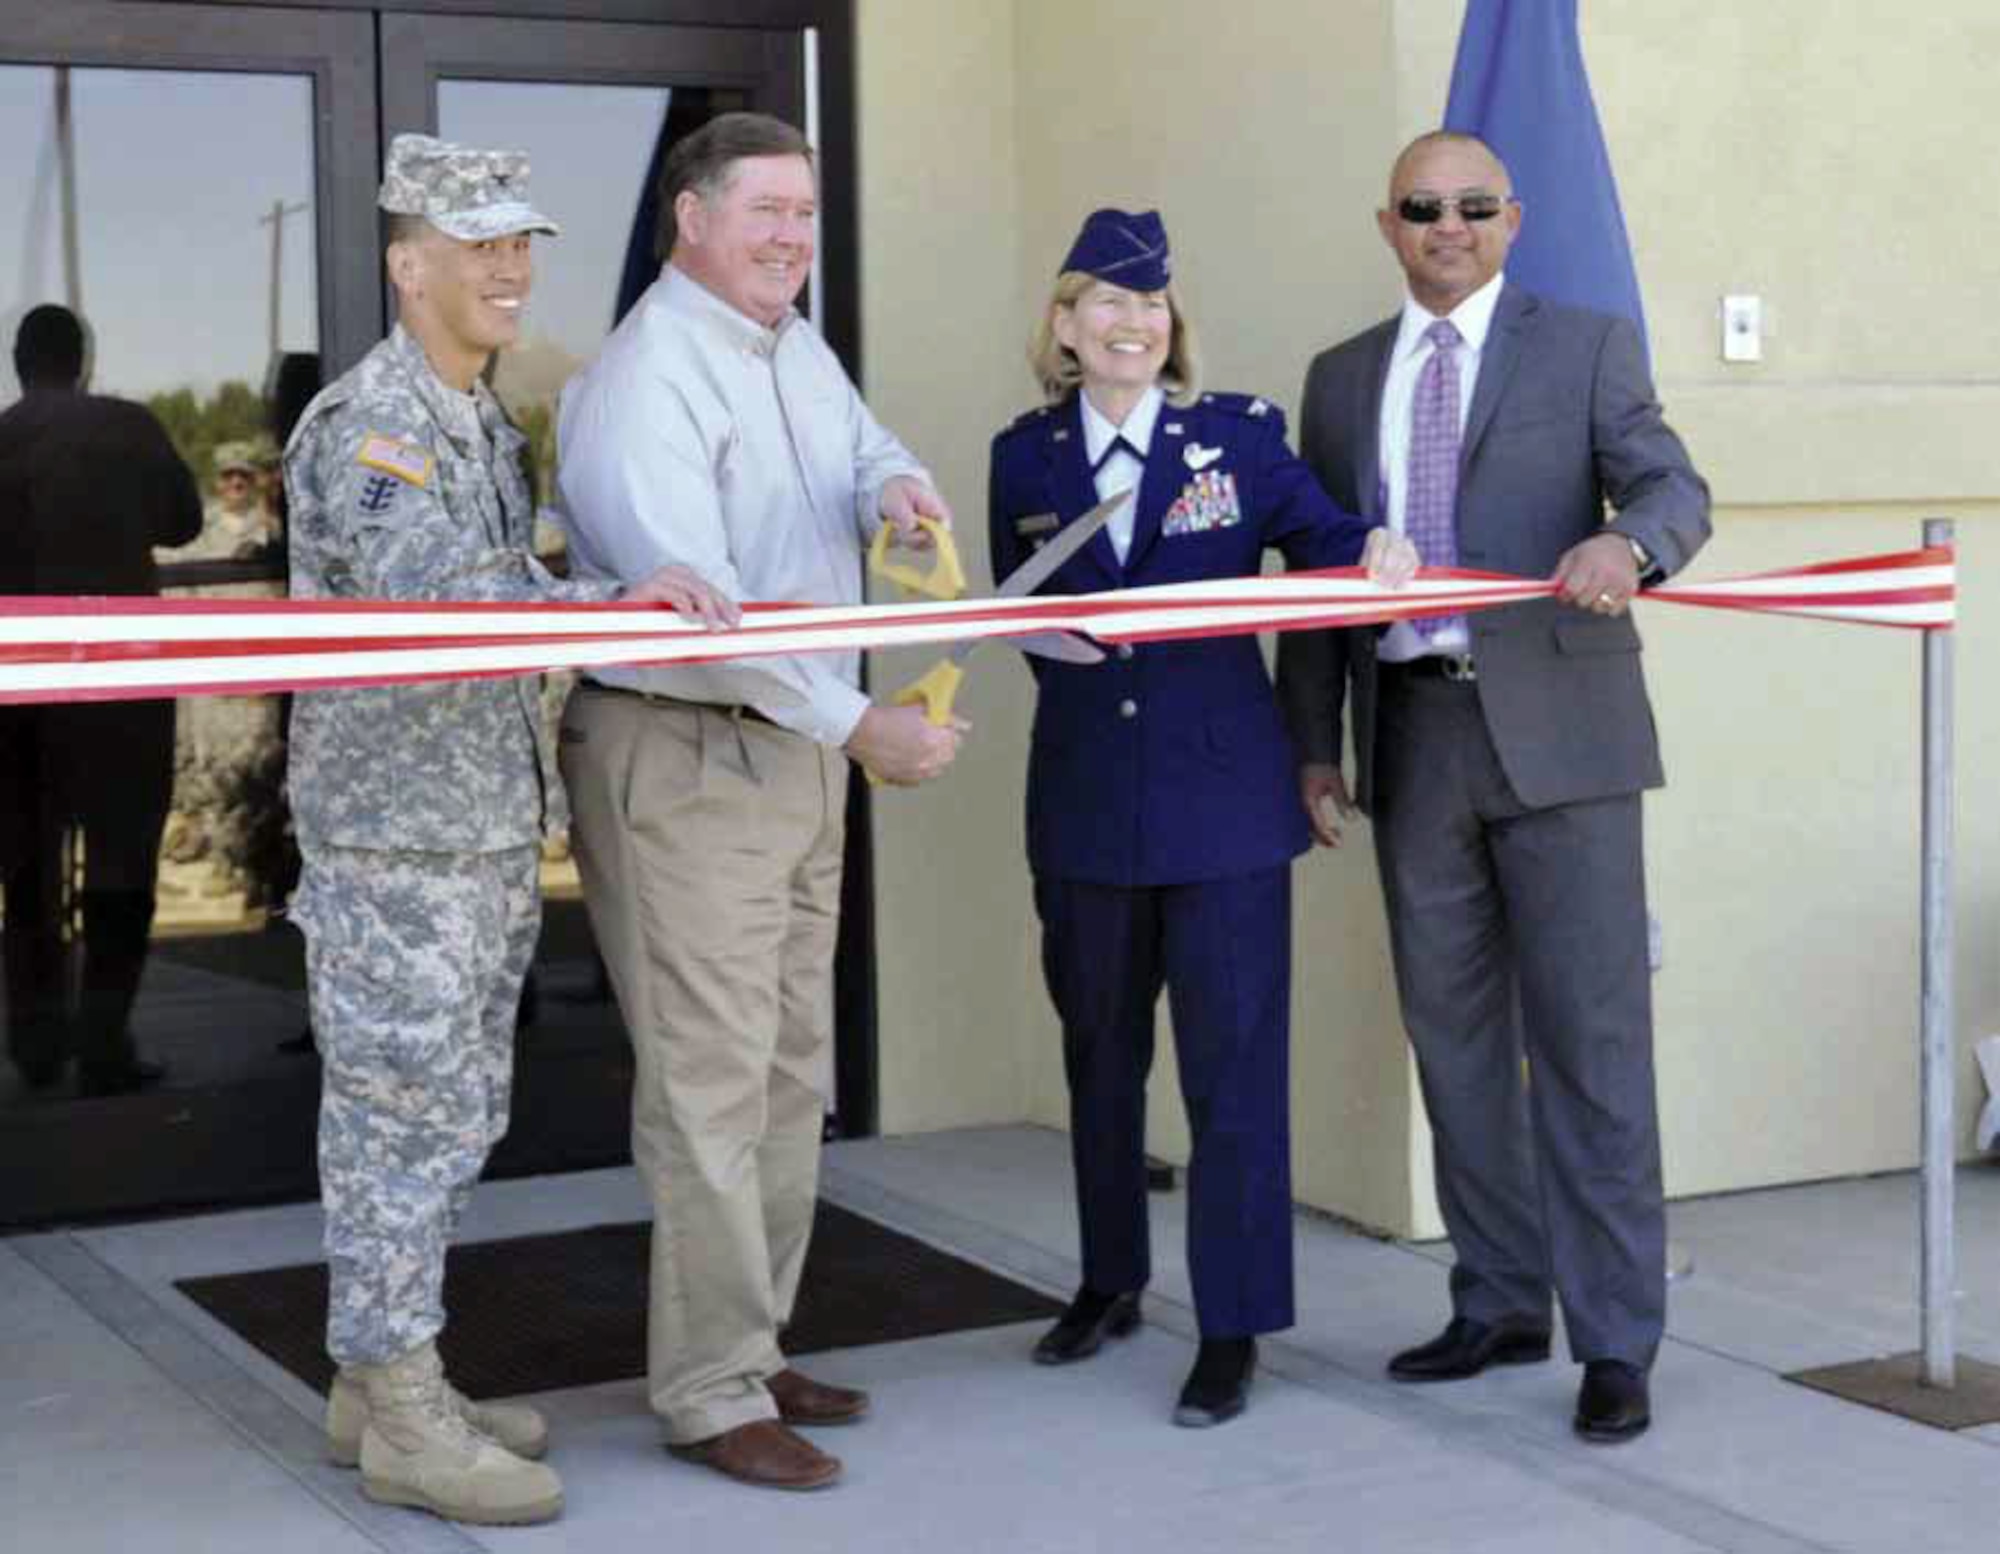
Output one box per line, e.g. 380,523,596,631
6,1126,2000,1553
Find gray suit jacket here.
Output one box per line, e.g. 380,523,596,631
1276,285,1711,812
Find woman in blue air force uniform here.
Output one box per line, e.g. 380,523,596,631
989,209,1414,1427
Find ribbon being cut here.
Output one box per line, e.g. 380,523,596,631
0,545,1954,707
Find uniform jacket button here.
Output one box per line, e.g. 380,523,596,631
1118,698,1138,719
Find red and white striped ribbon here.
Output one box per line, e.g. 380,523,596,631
0,546,1952,706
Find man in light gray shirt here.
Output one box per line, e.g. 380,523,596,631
555,111,962,1493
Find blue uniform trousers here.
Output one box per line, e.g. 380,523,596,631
1033,866,1295,1338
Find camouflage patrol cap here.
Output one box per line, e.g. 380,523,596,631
213,440,260,475
378,133,560,241
247,433,281,469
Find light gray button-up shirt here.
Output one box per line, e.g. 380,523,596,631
556,265,932,745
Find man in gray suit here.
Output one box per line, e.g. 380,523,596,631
1277,131,1710,1443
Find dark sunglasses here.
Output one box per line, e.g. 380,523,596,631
1396,193,1511,225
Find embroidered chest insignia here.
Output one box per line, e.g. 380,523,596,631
356,432,434,488
356,473,401,515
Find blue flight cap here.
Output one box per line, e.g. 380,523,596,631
1060,208,1172,291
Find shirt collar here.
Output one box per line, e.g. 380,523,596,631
1394,269,1507,362
1079,383,1164,467
387,324,490,450
659,263,799,357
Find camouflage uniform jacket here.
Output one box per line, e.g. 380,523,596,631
284,325,615,852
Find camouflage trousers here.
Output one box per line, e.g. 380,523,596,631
291,843,540,1366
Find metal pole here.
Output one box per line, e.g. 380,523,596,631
54,66,82,314
258,200,308,365
1920,515,1956,1388
266,197,283,363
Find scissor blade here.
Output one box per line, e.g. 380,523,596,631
1000,631,1105,664
992,488,1131,600
930,492,1128,670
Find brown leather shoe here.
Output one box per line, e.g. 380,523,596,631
669,1420,840,1491
767,1367,870,1427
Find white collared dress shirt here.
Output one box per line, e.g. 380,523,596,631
1374,268,1506,663
556,265,932,746
1077,383,1163,565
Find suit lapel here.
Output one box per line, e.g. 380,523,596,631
1460,285,1537,471
1357,319,1397,518
1049,395,1121,586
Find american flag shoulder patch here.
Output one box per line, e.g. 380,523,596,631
356,432,434,488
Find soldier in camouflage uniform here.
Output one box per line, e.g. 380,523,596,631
284,133,732,1527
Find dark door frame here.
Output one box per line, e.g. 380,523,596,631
92,0,864,383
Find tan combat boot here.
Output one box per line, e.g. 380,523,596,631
327,1360,550,1466
350,1342,563,1525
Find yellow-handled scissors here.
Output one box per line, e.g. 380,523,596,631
869,491,1130,739
867,516,968,601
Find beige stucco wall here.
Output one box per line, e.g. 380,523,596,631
1393,0,2000,1208
854,0,1041,1134
859,0,1999,1237
858,0,1427,1234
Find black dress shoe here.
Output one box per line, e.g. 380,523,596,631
1387,1316,1552,1382
1173,1338,1255,1428
1033,1288,1142,1365
77,1058,166,1098
1574,1360,1650,1443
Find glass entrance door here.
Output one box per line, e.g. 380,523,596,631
0,1,853,1228
0,2,375,1226
376,13,878,1150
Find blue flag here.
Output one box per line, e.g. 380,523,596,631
1443,0,1646,345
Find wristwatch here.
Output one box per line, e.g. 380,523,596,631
1625,535,1655,580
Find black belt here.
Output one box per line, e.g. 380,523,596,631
1380,653,1477,683
580,679,776,725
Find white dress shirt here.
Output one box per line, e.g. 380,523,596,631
1078,384,1163,565
1375,269,1506,663
556,265,931,746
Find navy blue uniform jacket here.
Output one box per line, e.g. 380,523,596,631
989,390,1374,888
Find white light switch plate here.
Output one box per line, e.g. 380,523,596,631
1722,294,1763,362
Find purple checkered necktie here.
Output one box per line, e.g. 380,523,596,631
1406,318,1464,640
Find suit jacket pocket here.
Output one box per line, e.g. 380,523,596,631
1484,410,1567,440
1553,616,1643,655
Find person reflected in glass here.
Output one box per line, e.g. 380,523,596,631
988,211,1416,1427
0,304,201,1096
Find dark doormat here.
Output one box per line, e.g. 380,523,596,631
1786,1351,2000,1430
177,1202,1062,1399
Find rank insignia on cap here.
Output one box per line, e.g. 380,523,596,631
356,433,434,488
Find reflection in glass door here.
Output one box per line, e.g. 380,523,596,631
0,0,381,1227
435,77,743,931
1,62,321,1112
